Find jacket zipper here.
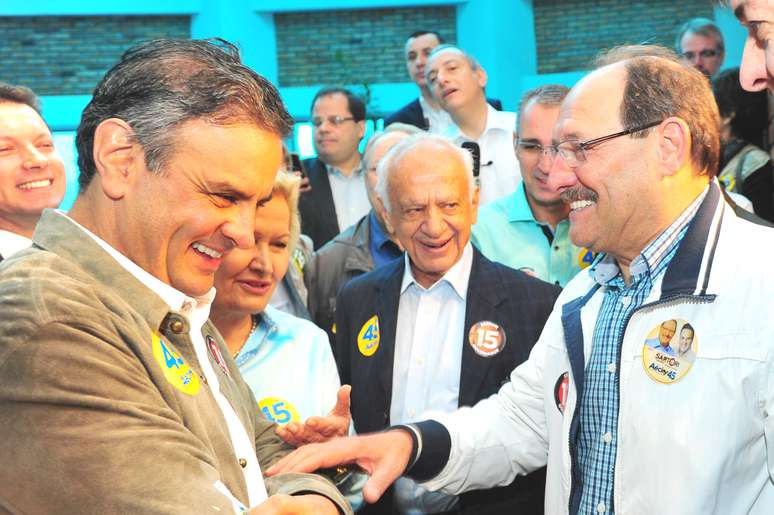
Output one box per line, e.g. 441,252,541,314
567,293,715,514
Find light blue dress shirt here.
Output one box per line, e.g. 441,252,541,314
390,242,474,514
472,182,591,286
235,305,340,425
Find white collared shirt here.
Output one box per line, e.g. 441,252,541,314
326,163,371,233
0,229,32,260
61,211,268,511
391,242,474,513
439,104,521,205
418,94,453,133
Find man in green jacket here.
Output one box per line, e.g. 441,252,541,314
0,39,350,515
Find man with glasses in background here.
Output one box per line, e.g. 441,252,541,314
472,84,590,287
676,17,725,77
299,87,369,249
268,45,774,514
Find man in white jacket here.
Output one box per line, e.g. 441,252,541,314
268,46,774,514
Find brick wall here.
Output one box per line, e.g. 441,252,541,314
0,16,190,96
535,0,713,74
275,6,457,88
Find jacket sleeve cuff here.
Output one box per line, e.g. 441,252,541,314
391,420,451,482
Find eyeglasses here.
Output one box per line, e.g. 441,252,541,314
515,140,555,160
681,49,721,60
552,120,663,168
311,115,356,128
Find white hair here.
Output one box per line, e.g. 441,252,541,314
374,132,475,213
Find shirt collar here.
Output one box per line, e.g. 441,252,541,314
418,95,445,118
445,103,514,141
325,161,363,177
506,182,537,223
400,241,474,299
59,210,216,316
0,229,32,259
590,185,710,285
369,210,393,249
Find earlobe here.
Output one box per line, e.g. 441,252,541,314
93,118,138,200
477,68,488,89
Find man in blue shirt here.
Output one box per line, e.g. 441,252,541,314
644,318,678,355
472,85,592,286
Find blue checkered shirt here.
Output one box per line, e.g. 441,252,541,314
577,188,707,514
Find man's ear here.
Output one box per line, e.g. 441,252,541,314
92,118,139,200
476,66,488,89
657,117,690,176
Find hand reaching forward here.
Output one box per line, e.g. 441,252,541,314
265,430,414,504
276,385,351,447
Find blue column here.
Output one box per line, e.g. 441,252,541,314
456,0,535,111
191,0,279,83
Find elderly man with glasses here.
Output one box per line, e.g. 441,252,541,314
267,45,774,515
299,87,370,249
472,84,591,287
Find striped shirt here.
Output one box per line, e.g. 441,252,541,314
577,186,708,515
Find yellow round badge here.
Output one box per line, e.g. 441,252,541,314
577,248,596,269
641,318,698,384
258,397,300,425
151,332,201,396
357,315,380,357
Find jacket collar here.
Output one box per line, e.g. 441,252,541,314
32,209,176,331
659,180,724,299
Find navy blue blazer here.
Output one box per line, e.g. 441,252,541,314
384,97,504,130
298,157,340,250
335,247,559,514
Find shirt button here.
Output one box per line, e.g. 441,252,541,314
597,502,606,513
409,409,416,418
607,363,616,373
238,458,247,468
602,431,612,444
620,296,631,307
416,358,424,366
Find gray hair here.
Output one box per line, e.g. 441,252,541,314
675,17,725,52
363,124,422,170
76,38,293,192
425,44,481,83
375,132,475,213
516,84,570,131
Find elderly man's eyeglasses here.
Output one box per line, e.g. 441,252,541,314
311,116,356,128
552,120,663,168
681,49,720,60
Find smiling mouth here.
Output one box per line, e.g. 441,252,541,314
421,237,452,251
570,200,595,211
192,242,223,259
237,279,273,294
442,89,458,99
18,179,53,190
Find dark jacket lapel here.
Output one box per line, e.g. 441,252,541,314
459,249,502,407
373,258,404,412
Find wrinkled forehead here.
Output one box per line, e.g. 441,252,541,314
555,64,627,141
427,47,469,71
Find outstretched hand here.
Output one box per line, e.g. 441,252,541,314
265,430,414,505
276,385,351,447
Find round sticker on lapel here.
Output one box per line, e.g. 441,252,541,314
151,332,200,396
357,315,380,357
577,248,596,269
554,372,570,413
468,321,506,357
258,396,300,425
641,318,698,384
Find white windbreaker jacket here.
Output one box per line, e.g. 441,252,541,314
420,182,774,514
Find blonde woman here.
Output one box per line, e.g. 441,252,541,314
210,171,349,437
